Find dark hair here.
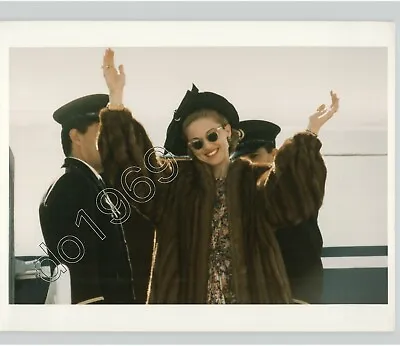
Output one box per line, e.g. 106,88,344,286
61,119,99,157
263,142,276,154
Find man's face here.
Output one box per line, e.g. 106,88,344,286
71,122,103,173
244,146,277,164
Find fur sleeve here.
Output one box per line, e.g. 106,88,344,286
259,131,327,228
97,108,178,225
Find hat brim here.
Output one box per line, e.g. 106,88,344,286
53,94,109,129
230,141,268,160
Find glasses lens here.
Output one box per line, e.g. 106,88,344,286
191,140,203,150
207,131,218,142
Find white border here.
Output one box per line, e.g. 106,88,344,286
0,21,394,47
0,21,395,332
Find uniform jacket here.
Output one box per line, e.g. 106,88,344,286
97,109,327,304
100,173,155,304
39,157,136,304
276,217,323,303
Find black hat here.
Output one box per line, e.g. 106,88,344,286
163,84,240,156
53,94,109,130
230,120,281,160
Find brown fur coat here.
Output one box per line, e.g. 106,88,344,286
97,109,327,304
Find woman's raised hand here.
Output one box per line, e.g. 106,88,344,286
307,91,340,135
102,48,125,105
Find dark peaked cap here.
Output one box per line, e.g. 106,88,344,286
53,94,109,130
231,119,281,160
163,84,240,156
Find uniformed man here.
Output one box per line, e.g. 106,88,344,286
231,119,324,304
38,94,137,304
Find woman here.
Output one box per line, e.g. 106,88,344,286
97,48,339,304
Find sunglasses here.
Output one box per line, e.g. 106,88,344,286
188,126,225,151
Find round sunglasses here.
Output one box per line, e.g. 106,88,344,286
188,126,225,151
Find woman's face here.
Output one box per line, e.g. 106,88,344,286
184,113,232,168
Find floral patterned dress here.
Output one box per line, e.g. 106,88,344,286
206,178,237,304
